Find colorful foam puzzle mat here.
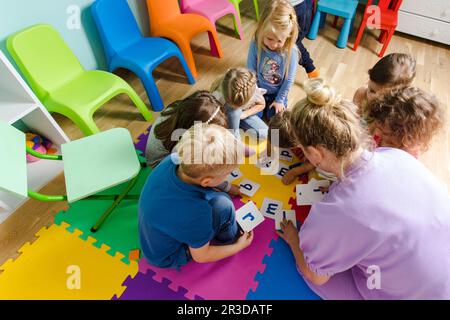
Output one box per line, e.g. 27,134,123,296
0,125,321,300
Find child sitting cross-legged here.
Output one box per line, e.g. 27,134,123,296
211,68,269,150
139,123,253,269
145,90,240,196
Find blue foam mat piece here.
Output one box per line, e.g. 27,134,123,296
247,238,321,300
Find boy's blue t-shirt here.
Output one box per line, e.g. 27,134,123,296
138,155,215,269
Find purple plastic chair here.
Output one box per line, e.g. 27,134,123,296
180,0,244,40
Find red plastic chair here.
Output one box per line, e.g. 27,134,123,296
147,0,224,78
352,0,403,57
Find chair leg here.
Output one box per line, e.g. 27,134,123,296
319,13,327,28
337,17,352,49
73,113,100,136
90,174,139,233
176,38,198,78
379,28,395,57
141,71,164,112
207,29,223,58
124,84,153,121
333,16,338,28
307,10,321,40
175,51,196,85
353,18,367,51
253,0,260,20
232,11,244,40
378,30,387,43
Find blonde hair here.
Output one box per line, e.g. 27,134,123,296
175,123,245,179
212,68,257,109
291,79,371,161
365,86,443,153
254,0,299,76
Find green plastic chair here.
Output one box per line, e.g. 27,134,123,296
229,0,260,21
7,24,152,136
0,119,144,232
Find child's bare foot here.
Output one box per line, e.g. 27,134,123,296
282,170,297,185
228,184,242,197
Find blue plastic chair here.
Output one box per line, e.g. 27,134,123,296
307,0,359,49
91,0,195,112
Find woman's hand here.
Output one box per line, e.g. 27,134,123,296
270,102,285,114
277,219,299,249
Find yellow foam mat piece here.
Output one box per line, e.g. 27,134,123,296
0,223,138,300
236,139,300,210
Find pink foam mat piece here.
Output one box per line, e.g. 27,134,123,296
139,200,277,300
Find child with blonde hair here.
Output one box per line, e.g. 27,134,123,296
145,90,240,196
248,0,299,118
277,78,450,299
211,68,268,141
353,53,416,111
139,124,253,269
364,86,443,158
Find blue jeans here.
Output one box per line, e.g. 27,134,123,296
295,0,316,73
228,106,268,140
208,193,239,245
185,193,239,261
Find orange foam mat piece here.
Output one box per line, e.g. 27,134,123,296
0,223,138,300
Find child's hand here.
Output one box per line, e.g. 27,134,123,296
236,230,254,249
228,184,242,197
277,219,299,249
270,102,285,114
282,169,297,185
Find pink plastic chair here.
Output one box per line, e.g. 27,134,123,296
180,0,244,40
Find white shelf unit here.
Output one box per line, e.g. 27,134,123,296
397,0,450,45
0,50,70,224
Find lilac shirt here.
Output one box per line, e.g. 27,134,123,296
300,148,450,299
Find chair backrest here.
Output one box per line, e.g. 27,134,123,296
375,0,403,12
179,0,202,11
7,24,84,99
0,120,28,198
147,0,181,30
91,0,143,63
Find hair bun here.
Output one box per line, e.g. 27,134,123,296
303,78,341,107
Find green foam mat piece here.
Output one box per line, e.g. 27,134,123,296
54,166,152,264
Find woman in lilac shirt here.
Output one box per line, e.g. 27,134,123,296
278,79,450,299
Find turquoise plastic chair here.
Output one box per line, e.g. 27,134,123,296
7,24,152,136
0,120,144,232
91,0,195,112
307,0,359,48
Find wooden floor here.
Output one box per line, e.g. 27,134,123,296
1,4,449,267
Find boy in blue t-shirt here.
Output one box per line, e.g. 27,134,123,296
138,123,253,269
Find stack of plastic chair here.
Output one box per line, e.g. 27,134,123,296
91,0,195,112
307,0,359,49
147,0,223,78
7,24,151,136
353,0,403,57
180,0,244,40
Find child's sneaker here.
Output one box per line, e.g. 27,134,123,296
307,69,320,78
